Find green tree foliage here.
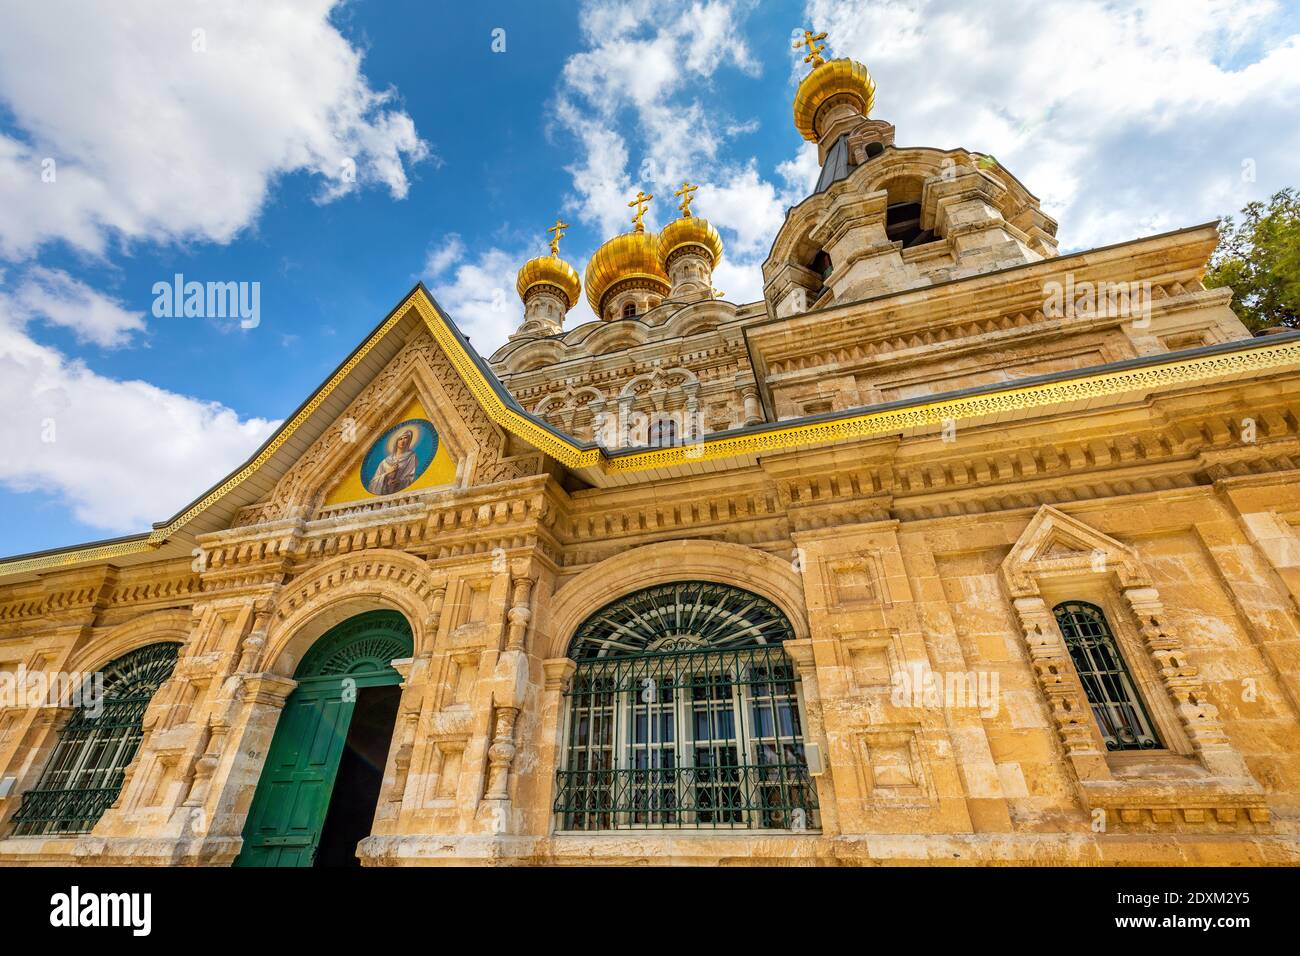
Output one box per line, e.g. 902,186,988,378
1204,188,1300,332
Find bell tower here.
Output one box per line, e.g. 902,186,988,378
765,28,1060,314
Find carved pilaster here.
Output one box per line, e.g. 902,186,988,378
782,637,839,835
374,654,422,824
237,600,274,673
425,586,447,641
483,706,520,801
740,383,763,427
183,717,227,810
1012,596,1108,778
1123,586,1249,778
505,570,535,653
542,658,577,694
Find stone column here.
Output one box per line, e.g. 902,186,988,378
483,707,521,801
505,574,535,653
538,657,577,831
740,382,763,426
783,639,839,836
1123,586,1251,779
365,654,426,837
1012,595,1109,780
482,566,536,806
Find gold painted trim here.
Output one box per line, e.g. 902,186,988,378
0,302,413,578
4,282,1298,579
598,338,1300,473
0,538,157,577
414,287,1300,477
148,301,412,537
412,293,603,469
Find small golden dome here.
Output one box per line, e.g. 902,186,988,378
793,58,876,142
516,254,581,310
584,229,670,315
657,216,724,270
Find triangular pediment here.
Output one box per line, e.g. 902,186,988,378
321,395,457,505
233,318,543,526
0,284,598,577
1001,505,1150,596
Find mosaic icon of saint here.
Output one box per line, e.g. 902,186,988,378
367,427,420,495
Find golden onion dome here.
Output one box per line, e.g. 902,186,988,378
516,253,581,310
583,229,670,315
656,215,724,271
793,57,876,142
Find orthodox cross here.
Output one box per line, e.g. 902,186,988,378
547,218,569,256
628,190,653,231
674,181,699,217
794,29,828,68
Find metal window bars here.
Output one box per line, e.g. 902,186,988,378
11,642,180,836
1053,601,1161,751
555,642,819,831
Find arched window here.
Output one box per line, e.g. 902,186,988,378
648,415,677,448
622,302,637,318
810,249,833,281
555,582,817,831
882,175,936,247
12,642,181,836
1053,601,1160,751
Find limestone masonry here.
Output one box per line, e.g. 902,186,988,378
1,41,1298,866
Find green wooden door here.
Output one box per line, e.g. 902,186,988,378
233,611,412,868
235,684,354,867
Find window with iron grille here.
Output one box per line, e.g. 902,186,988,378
11,642,180,836
1053,601,1161,751
555,582,819,831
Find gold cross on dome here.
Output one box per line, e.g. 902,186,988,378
794,29,828,68
628,190,653,231
674,181,699,217
547,218,569,256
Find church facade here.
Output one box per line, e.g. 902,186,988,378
2,40,1299,866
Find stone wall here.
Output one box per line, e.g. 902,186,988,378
1,447,1296,864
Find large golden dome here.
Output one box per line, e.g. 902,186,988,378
657,215,723,270
584,229,670,315
793,57,876,142
516,253,581,310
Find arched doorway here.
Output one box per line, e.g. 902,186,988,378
234,610,411,867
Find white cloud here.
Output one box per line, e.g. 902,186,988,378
556,99,637,238
0,1,425,537
426,247,525,351
777,143,821,198
555,0,765,237
700,163,789,258
548,0,816,309
3,268,146,348
0,305,278,532
423,234,466,277
805,0,1300,250
0,0,429,260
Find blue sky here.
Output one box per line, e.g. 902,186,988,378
2,0,1299,558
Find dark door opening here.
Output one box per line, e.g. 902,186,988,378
314,683,401,867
